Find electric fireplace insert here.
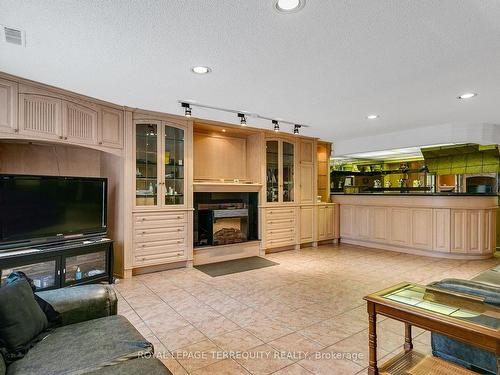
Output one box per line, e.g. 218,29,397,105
194,192,258,247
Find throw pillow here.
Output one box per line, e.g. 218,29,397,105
0,279,48,354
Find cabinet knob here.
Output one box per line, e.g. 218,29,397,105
14,129,19,133
177,216,181,219
141,218,146,221
59,136,63,139
142,231,146,234
64,137,68,140
141,244,145,247
99,141,103,145
177,228,181,231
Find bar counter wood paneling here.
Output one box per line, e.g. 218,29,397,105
331,194,497,259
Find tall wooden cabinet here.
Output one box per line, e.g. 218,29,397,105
262,137,298,249
124,113,193,273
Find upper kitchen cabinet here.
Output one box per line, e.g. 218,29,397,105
266,138,296,204
0,80,124,154
99,106,123,149
63,101,98,146
134,120,187,208
0,78,18,134
18,93,63,140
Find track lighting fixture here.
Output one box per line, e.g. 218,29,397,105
181,102,192,117
238,113,247,126
177,100,310,134
273,120,279,132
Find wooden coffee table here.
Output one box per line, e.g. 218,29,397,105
364,282,500,375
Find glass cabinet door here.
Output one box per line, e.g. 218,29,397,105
266,140,279,202
64,251,107,285
282,141,294,202
164,125,184,205
1,260,58,290
136,123,159,206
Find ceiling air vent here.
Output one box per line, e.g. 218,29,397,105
1,25,25,46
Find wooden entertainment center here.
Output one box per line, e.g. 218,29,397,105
0,71,339,278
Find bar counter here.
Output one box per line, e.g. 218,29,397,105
331,193,497,259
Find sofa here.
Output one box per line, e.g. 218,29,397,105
0,284,171,375
429,268,500,375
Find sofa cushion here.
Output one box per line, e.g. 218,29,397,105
85,358,172,375
0,279,48,354
7,315,153,375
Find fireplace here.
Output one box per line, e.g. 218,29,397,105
194,192,258,247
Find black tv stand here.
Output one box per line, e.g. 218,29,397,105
0,237,113,291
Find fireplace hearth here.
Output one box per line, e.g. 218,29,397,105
194,192,258,247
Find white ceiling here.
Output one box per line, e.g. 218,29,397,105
1,0,500,145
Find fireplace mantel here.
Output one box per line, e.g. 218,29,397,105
193,181,262,193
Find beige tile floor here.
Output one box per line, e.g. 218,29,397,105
113,243,499,375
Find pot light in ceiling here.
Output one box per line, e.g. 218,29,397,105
367,114,379,120
191,66,212,74
238,113,247,126
272,120,280,132
274,0,306,13
457,92,477,99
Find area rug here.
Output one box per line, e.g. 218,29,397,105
194,256,279,277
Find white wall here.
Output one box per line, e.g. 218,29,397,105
333,123,500,156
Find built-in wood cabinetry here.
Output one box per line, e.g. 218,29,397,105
333,195,496,259
262,206,297,249
317,204,338,241
0,74,124,156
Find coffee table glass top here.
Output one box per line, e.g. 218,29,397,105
381,284,500,330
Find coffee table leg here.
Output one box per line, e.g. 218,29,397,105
368,302,378,375
404,323,413,352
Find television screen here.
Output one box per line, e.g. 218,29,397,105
0,175,107,245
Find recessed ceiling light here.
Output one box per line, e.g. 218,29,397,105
222,129,226,133
274,0,305,13
457,92,477,99
191,66,211,74
367,114,379,120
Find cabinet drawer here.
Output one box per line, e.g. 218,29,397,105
134,212,187,227
266,217,295,229
134,224,186,243
266,237,295,248
134,249,186,266
134,237,186,252
266,227,295,238
265,208,295,220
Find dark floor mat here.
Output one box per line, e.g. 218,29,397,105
194,256,279,277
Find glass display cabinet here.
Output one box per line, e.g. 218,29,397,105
266,139,295,203
135,121,186,207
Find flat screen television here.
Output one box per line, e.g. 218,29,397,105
0,174,107,247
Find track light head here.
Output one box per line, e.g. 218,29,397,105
294,124,301,135
181,102,192,117
238,113,247,126
272,120,279,132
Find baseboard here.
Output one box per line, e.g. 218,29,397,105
341,238,493,260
